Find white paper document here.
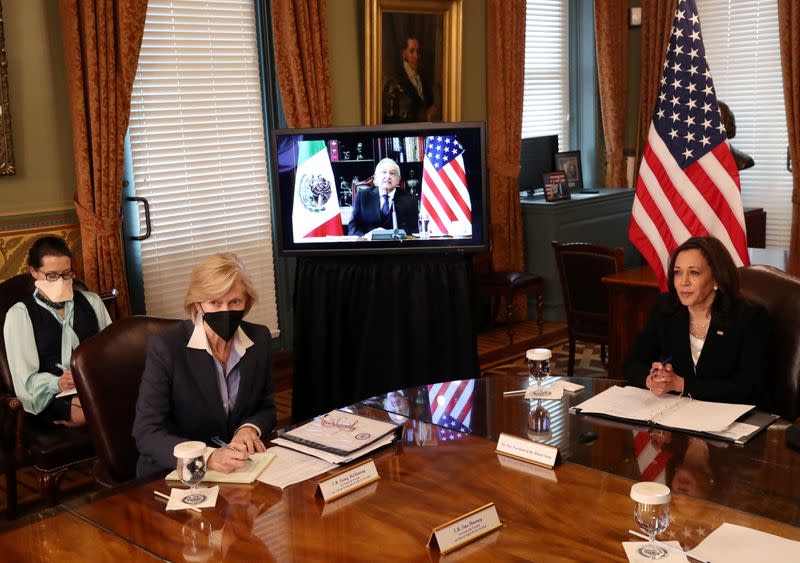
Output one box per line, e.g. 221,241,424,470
573,386,753,432
686,523,800,562
55,388,78,399
257,446,337,489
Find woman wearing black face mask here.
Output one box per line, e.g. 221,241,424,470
133,253,276,477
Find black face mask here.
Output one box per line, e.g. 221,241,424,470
202,309,245,341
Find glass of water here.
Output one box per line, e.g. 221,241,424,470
526,348,552,396
174,441,208,505
418,213,430,239
631,482,671,559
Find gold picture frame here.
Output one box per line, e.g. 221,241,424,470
364,0,462,125
0,3,15,175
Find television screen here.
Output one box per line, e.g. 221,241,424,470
518,134,559,194
270,122,488,256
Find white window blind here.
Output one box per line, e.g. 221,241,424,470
129,0,279,333
522,0,570,149
697,0,791,249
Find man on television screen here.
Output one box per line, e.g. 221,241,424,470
348,158,419,237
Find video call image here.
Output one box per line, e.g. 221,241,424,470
283,132,475,244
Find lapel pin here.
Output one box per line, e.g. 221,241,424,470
716,330,724,335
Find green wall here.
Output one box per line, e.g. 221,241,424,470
0,1,75,219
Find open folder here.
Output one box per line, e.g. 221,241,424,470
165,451,276,484
571,386,778,444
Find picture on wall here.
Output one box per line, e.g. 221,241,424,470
363,0,462,125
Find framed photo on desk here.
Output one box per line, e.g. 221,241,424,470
555,151,582,191
542,171,570,202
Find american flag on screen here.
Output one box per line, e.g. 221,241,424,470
420,136,472,235
629,0,749,289
427,379,474,440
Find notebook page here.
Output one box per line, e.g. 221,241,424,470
655,399,753,432
574,386,684,421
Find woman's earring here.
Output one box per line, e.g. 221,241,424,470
714,285,718,291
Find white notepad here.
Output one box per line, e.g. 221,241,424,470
165,451,276,484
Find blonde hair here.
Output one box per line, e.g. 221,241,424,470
183,253,258,319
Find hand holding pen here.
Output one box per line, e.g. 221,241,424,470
646,357,685,396
56,363,76,391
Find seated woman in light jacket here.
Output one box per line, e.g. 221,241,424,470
3,236,111,426
133,253,276,477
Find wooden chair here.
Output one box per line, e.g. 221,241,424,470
552,242,624,377
71,316,180,485
0,274,113,518
739,265,800,421
473,228,544,344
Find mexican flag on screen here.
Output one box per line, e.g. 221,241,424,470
292,140,344,241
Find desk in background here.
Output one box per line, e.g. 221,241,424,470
521,188,639,321
603,247,788,379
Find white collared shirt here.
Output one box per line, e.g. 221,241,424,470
403,61,424,100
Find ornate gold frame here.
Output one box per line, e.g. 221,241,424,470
0,4,14,175
363,0,462,125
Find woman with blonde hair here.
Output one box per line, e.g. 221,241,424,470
133,253,276,477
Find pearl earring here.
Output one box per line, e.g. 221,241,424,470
714,285,718,291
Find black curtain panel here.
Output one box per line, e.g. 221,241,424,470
292,254,479,423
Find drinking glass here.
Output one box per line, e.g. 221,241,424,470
174,441,208,505
630,482,671,559
418,214,430,239
526,348,552,396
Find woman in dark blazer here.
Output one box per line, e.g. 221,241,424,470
624,236,770,405
133,253,276,477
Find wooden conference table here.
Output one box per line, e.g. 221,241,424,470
2,373,799,561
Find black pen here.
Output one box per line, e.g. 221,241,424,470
211,436,252,462
650,356,673,379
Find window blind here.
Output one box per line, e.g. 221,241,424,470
697,0,791,249
128,0,279,333
522,0,570,149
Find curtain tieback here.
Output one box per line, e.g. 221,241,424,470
487,152,520,179
74,200,122,238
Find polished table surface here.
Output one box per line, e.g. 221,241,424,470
2,373,799,561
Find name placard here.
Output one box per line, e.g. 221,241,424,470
496,432,559,469
427,503,503,554
315,458,380,502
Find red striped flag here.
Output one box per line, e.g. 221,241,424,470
420,136,472,235
427,379,474,431
629,0,749,289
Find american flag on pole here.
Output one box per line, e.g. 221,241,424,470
629,0,749,289
420,136,472,235
427,379,474,439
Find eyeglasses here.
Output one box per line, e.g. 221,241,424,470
38,269,75,282
319,414,358,433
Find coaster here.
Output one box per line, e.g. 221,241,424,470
622,541,688,562
166,486,219,510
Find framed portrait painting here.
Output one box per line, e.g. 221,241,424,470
364,0,462,125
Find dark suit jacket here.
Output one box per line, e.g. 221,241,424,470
132,319,276,477
382,73,432,123
348,186,419,236
623,292,770,405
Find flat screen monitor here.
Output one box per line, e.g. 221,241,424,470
518,134,559,194
269,122,488,256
